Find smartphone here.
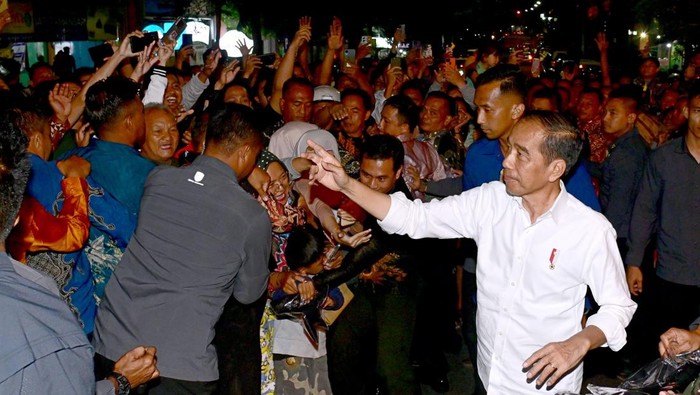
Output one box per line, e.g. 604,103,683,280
163,17,187,46
260,52,276,65
344,49,356,67
130,31,159,53
88,43,114,66
181,33,193,47
390,57,402,68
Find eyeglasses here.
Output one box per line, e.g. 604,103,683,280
269,171,290,190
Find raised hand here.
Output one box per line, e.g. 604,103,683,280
74,123,94,148
235,39,251,57
49,83,74,123
292,16,312,47
130,41,159,82
594,32,608,53
301,139,350,192
327,17,343,52
214,58,241,90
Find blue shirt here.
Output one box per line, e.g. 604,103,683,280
25,154,136,335
61,139,156,216
462,138,601,212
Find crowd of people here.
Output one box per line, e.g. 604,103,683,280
1,13,699,395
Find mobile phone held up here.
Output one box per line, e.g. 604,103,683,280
260,52,276,66
163,17,187,47
88,43,114,67
130,31,159,53
181,33,193,48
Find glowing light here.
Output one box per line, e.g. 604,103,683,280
640,32,647,38
219,30,254,57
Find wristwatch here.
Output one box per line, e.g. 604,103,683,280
110,372,131,395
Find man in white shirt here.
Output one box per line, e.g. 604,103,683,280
302,111,636,394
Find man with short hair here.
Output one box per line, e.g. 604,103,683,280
0,109,159,395
596,87,649,258
59,75,155,298
327,134,422,395
93,103,271,394
626,83,700,353
576,87,609,164
303,111,636,394
379,94,449,201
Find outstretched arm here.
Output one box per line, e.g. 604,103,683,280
302,140,392,220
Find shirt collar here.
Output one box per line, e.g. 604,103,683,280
511,180,568,225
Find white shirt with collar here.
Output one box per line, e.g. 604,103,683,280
378,180,636,394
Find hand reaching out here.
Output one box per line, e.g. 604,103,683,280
74,123,94,148
405,165,422,191
235,39,251,57
130,41,159,82
659,327,700,359
302,139,350,191
215,58,241,90
49,83,74,123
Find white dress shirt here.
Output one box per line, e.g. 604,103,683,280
378,180,636,394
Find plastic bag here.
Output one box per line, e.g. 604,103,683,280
587,350,700,394
270,284,329,348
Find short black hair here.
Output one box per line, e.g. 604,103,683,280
206,103,262,154
383,94,420,131
425,90,457,116
476,64,526,103
282,77,314,98
608,85,642,113
361,134,404,172
84,75,141,131
285,225,325,271
341,87,373,111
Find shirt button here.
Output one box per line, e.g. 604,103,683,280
511,281,516,287
503,307,508,312
498,331,503,336
495,355,500,361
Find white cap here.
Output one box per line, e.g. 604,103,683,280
313,85,341,102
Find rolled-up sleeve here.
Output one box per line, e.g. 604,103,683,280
584,226,637,351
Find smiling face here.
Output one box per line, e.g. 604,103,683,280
164,73,183,115
266,161,291,203
142,107,179,164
